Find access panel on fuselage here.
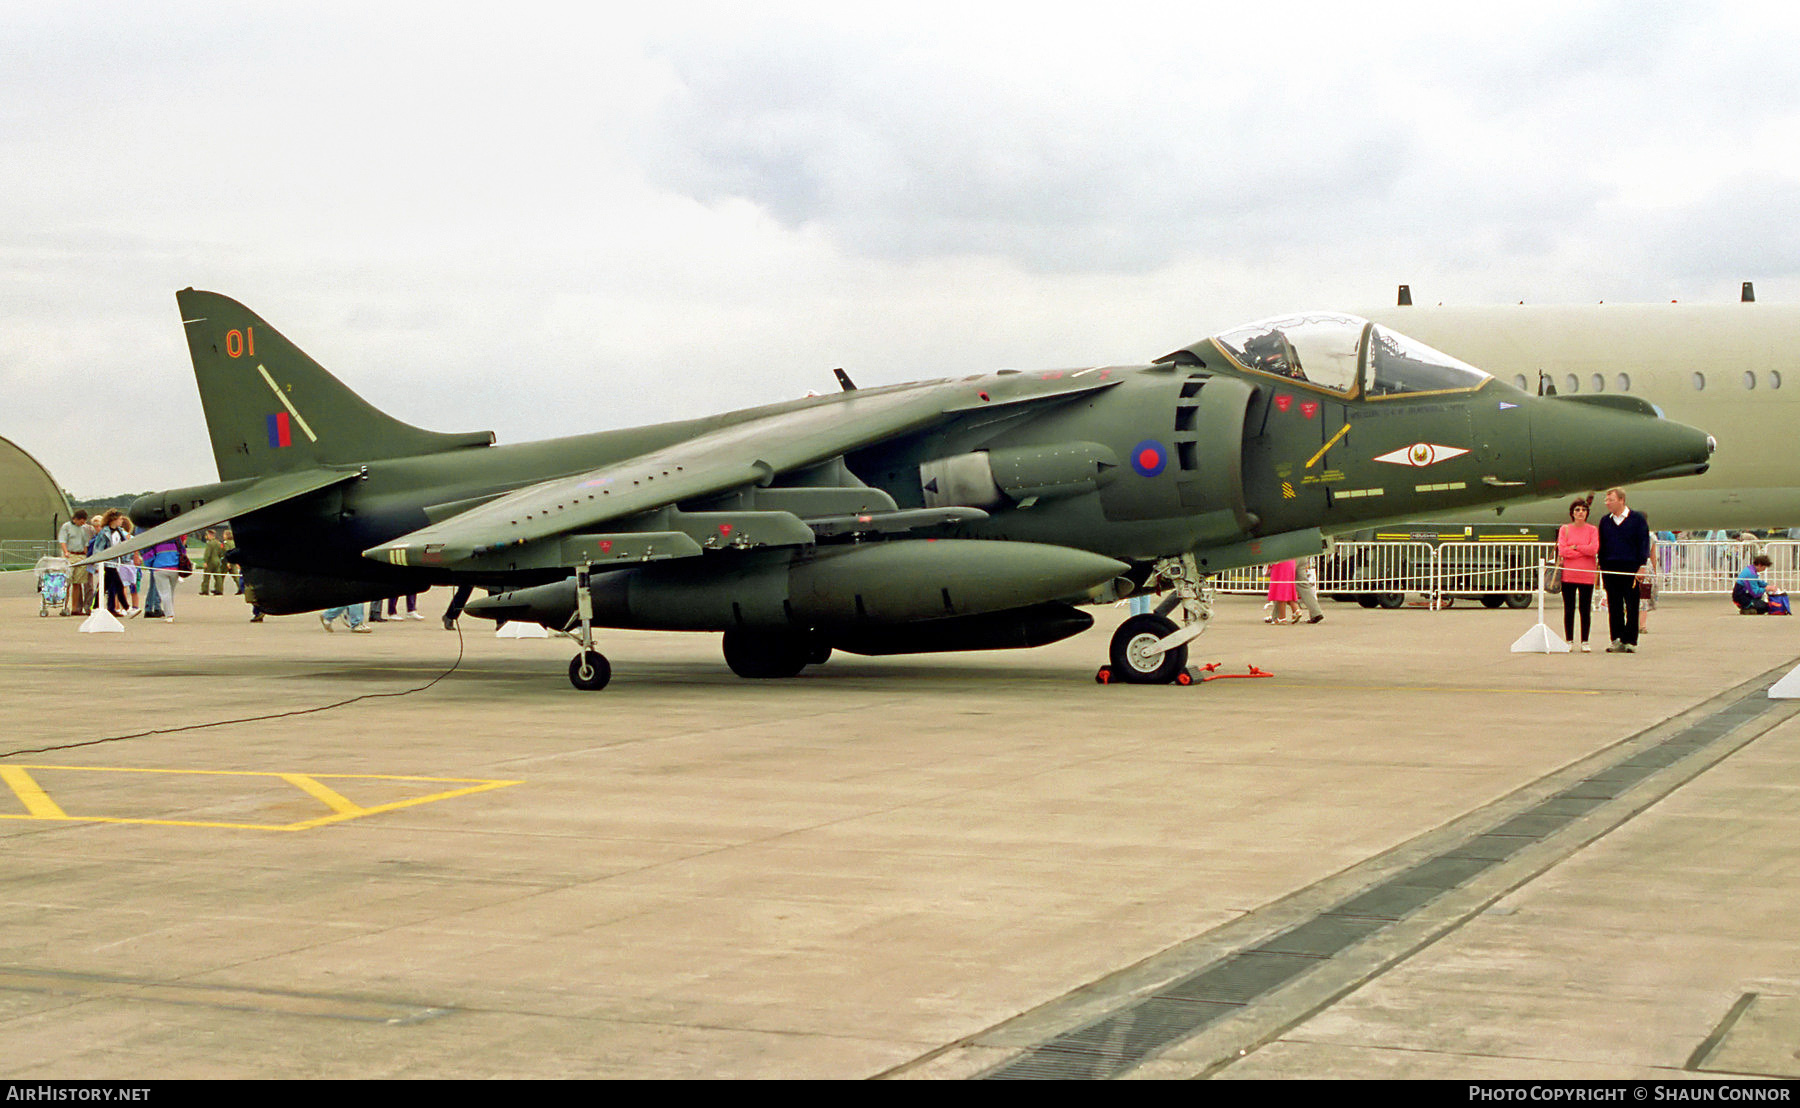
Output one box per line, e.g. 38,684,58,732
1097,372,1253,527
1239,384,1351,533
1284,399,1478,530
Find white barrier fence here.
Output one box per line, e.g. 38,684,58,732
1653,540,1800,594
1213,540,1800,602
0,539,58,571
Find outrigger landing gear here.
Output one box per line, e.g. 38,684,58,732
1101,553,1214,685
566,563,612,691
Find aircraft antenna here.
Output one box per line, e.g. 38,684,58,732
1742,282,1756,303
1396,284,1412,306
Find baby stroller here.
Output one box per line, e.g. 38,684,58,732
35,556,69,617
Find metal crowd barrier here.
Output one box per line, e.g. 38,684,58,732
1435,541,1551,598
1653,540,1799,595
0,539,58,571
1211,540,1799,603
1214,542,1440,601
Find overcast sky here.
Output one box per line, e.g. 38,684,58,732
5,0,1798,495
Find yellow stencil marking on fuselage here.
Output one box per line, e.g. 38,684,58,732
1306,422,1352,469
256,364,319,443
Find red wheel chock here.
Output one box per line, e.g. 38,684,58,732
1189,663,1273,683
1095,663,1273,686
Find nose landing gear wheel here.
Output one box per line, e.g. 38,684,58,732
1109,614,1189,684
569,650,611,691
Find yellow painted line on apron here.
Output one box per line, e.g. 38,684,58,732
280,774,366,816
279,780,519,831
0,766,520,831
13,765,519,783
1306,422,1352,469
0,766,68,819
0,814,305,831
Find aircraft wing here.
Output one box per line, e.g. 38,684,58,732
72,468,363,568
366,373,1119,570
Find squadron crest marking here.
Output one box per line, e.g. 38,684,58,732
1373,443,1470,467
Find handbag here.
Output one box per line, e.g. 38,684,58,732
177,544,194,578
1545,561,1562,594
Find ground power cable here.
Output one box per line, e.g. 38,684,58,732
0,620,466,760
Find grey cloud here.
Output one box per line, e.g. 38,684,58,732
646,27,1424,273
12,5,1800,497
1619,174,1800,286
644,10,1800,284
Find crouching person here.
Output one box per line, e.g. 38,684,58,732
1734,555,1790,615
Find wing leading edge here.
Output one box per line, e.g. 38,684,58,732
365,372,1121,571
73,468,363,569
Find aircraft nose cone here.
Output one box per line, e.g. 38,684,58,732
1527,397,1713,494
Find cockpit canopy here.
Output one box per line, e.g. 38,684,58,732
1201,312,1492,399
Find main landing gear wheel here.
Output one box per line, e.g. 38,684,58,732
722,629,809,679
1109,614,1189,685
569,650,611,691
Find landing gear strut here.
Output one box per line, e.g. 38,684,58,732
1102,554,1213,685
566,563,612,691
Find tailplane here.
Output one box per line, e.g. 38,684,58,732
177,289,494,481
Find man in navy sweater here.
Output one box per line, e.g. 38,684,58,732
1598,487,1653,653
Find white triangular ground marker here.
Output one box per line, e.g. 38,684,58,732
1512,622,1569,653
1512,560,1569,653
1769,663,1800,699
78,607,123,634
495,621,549,639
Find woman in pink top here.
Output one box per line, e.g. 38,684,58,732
1557,499,1600,652
1265,559,1300,624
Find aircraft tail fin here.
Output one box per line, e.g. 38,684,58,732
176,289,495,482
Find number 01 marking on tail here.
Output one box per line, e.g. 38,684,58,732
225,327,256,358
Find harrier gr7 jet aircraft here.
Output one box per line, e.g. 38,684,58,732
1366,285,1800,529
100,290,1713,689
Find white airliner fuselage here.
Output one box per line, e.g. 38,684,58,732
1365,302,1800,530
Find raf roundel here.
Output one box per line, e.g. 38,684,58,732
1130,439,1168,478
